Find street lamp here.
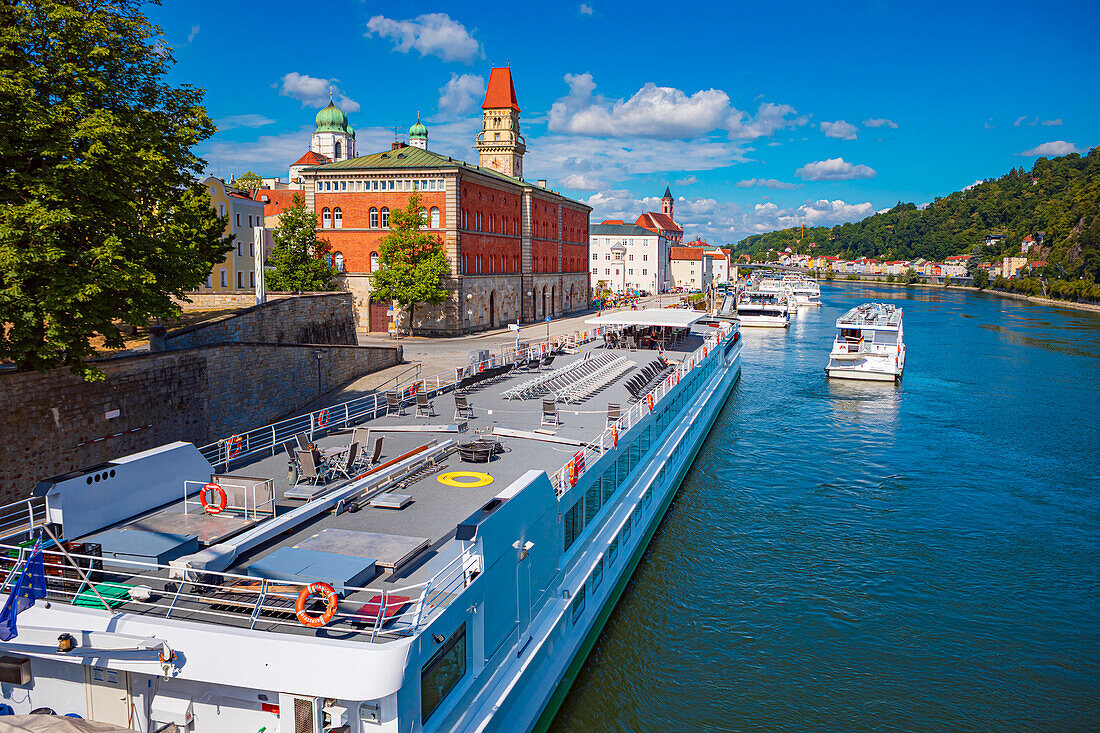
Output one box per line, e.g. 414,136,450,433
312,348,327,402
465,293,473,332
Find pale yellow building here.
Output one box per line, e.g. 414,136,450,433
204,177,266,292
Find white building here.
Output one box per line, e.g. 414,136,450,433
589,221,671,294
670,246,714,291
704,247,729,284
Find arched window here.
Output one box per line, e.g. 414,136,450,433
334,252,344,271
380,207,389,228
334,141,342,159
322,208,331,228
333,207,342,229
369,207,378,228
419,207,427,228
370,252,380,272
430,207,440,228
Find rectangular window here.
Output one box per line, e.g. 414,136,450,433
421,623,467,724
585,484,602,526
608,536,618,566
570,584,586,624
219,270,226,287
249,271,255,288
249,240,254,257
341,181,347,191
564,498,584,551
389,180,395,190
247,215,252,227
236,271,242,288
235,213,240,227
591,557,604,591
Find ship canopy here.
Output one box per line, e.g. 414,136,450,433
585,308,706,329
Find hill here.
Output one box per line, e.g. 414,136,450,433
734,147,1100,281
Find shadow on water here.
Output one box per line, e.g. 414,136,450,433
552,282,1100,733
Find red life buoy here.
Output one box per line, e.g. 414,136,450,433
611,425,619,447
226,435,243,459
296,582,338,628
568,461,577,487
646,394,655,412
200,482,227,515
316,409,330,429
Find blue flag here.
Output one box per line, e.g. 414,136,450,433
0,540,48,641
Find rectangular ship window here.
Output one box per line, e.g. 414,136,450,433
585,484,602,525
563,499,584,552
571,584,587,624
591,557,604,591
608,537,618,565
421,623,467,724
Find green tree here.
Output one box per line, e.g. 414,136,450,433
232,171,263,195
266,193,338,292
371,193,449,335
903,268,921,284
0,0,232,379
885,273,895,282
973,269,990,289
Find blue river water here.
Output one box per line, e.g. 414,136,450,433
553,282,1100,732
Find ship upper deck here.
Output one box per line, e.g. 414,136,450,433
2,312,732,644
836,302,903,329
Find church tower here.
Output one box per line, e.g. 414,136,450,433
662,185,674,220
475,67,526,179
311,92,355,162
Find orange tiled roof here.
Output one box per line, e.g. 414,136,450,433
253,188,299,216
292,150,331,167
670,246,706,261
483,67,520,111
635,211,683,234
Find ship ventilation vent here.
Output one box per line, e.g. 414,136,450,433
293,697,316,733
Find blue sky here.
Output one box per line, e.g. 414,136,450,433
146,0,1099,243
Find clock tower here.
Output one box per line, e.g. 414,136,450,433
475,67,526,179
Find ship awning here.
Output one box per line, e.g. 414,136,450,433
585,309,706,329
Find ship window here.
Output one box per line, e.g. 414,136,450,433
600,469,616,506
585,484,602,526
570,584,586,624
563,498,584,552
608,536,619,566
591,557,604,591
420,622,467,724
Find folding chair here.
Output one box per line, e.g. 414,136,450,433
541,399,560,426
366,436,384,467
294,449,328,487
331,442,359,480
386,391,406,416
295,432,311,451
416,392,437,418
454,394,474,421
606,402,621,426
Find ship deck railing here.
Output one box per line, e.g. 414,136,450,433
0,538,474,643
196,327,613,473
548,323,736,496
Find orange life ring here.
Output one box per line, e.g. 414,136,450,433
646,393,655,411
568,461,577,487
316,409,330,429
295,582,338,628
226,435,243,459
200,482,227,515
611,425,619,447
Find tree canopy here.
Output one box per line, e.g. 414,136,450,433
231,171,263,195
0,0,232,379
734,148,1100,282
370,193,450,336
266,192,338,292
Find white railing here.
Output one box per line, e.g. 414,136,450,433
199,329,609,472
549,324,735,496
0,540,475,643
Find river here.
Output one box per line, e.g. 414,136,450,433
552,281,1100,732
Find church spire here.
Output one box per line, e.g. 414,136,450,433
475,67,526,179
662,185,674,219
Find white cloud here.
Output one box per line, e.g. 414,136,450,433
277,72,360,113
1020,141,1081,157
821,120,858,140
561,173,608,190
437,73,484,117
547,73,806,140
962,179,984,191
795,157,876,181
365,13,482,64
863,118,898,129
215,114,275,131
750,199,875,231
1041,118,1063,126
1014,115,1040,127
736,178,799,190
676,175,699,186
187,25,200,44
579,3,594,14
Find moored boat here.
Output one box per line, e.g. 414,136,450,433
825,302,905,381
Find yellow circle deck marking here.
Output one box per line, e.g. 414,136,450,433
438,471,494,488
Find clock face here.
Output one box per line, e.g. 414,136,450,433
492,157,500,169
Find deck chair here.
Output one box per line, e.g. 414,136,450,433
366,436,384,467
294,449,328,486
540,355,556,370
454,394,474,420
295,432,311,451
541,399,560,426
416,392,437,418
386,391,406,416
606,402,621,426
330,442,359,480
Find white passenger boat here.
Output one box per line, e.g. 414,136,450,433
735,290,792,328
825,302,905,382
757,274,821,306
0,309,742,733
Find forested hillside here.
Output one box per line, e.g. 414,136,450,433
734,147,1100,281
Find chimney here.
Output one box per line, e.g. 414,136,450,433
537,179,547,188
391,141,407,150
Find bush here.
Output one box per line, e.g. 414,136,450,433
846,273,859,280
885,273,895,283
825,270,836,280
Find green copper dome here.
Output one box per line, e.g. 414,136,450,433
315,100,348,133
409,116,428,139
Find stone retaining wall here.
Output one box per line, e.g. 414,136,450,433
0,343,398,502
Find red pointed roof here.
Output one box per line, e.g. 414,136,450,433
635,211,683,234
483,67,520,112
292,150,331,167
252,188,299,216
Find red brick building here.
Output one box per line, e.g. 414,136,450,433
297,67,591,335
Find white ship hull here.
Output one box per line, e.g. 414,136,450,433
737,313,790,328
825,357,904,381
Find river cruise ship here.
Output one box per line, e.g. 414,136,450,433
0,310,741,733
825,302,905,381
756,274,821,307
735,290,792,328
